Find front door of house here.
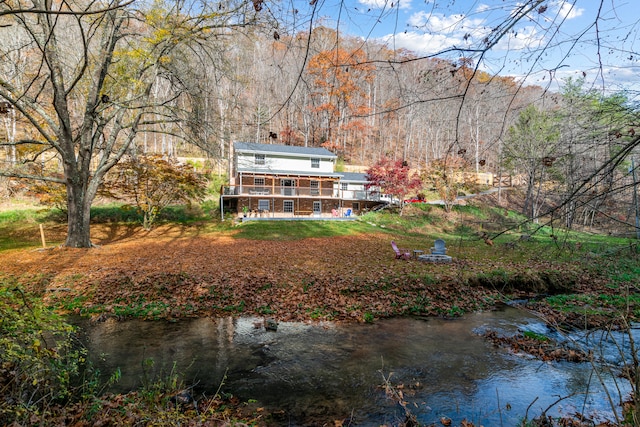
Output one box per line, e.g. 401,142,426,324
281,179,295,196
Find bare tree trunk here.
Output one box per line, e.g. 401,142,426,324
65,186,93,247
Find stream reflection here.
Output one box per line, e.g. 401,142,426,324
78,306,629,426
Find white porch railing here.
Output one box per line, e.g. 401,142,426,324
222,185,381,201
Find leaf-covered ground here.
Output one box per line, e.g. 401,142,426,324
0,223,613,325
0,223,633,427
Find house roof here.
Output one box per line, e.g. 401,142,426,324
339,172,369,182
234,142,337,159
239,169,343,178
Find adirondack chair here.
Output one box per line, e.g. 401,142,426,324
391,241,411,259
344,208,352,217
418,238,452,263
431,238,447,255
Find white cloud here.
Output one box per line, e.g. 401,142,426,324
408,12,466,32
377,16,546,66
599,66,640,95
493,25,545,51
357,0,412,11
553,1,584,20
475,4,491,14
407,11,488,37
380,31,461,56
363,0,638,96
535,1,584,25
515,65,640,96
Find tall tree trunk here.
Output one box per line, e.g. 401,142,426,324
65,178,93,247
523,169,536,219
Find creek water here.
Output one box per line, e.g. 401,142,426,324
77,306,631,426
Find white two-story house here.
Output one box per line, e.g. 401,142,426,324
220,142,383,219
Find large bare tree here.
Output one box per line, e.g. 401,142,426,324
0,0,262,247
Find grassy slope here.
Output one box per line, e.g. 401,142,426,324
1,200,639,327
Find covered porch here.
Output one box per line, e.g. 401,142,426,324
239,212,358,222
219,193,380,221
236,205,358,221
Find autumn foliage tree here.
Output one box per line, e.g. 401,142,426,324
307,47,374,157
0,0,263,247
365,157,422,214
102,155,206,230
423,157,471,213
28,179,67,213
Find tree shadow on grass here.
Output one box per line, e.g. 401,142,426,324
91,222,212,245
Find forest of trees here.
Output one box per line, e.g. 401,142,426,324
1,0,639,246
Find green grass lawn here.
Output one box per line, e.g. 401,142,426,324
1,200,638,284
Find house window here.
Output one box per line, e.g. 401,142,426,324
313,201,321,213
283,200,294,213
255,154,265,165
353,202,360,211
310,180,319,196
258,200,270,211
311,158,320,168
249,177,267,195
341,183,348,191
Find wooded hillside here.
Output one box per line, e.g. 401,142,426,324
1,0,639,243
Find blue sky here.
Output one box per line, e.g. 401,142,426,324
308,0,640,98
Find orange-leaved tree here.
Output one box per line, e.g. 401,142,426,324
102,155,207,230
307,47,374,157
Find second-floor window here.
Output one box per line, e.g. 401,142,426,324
255,154,265,165
341,183,348,191
310,180,319,195
311,158,320,168
254,177,265,186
